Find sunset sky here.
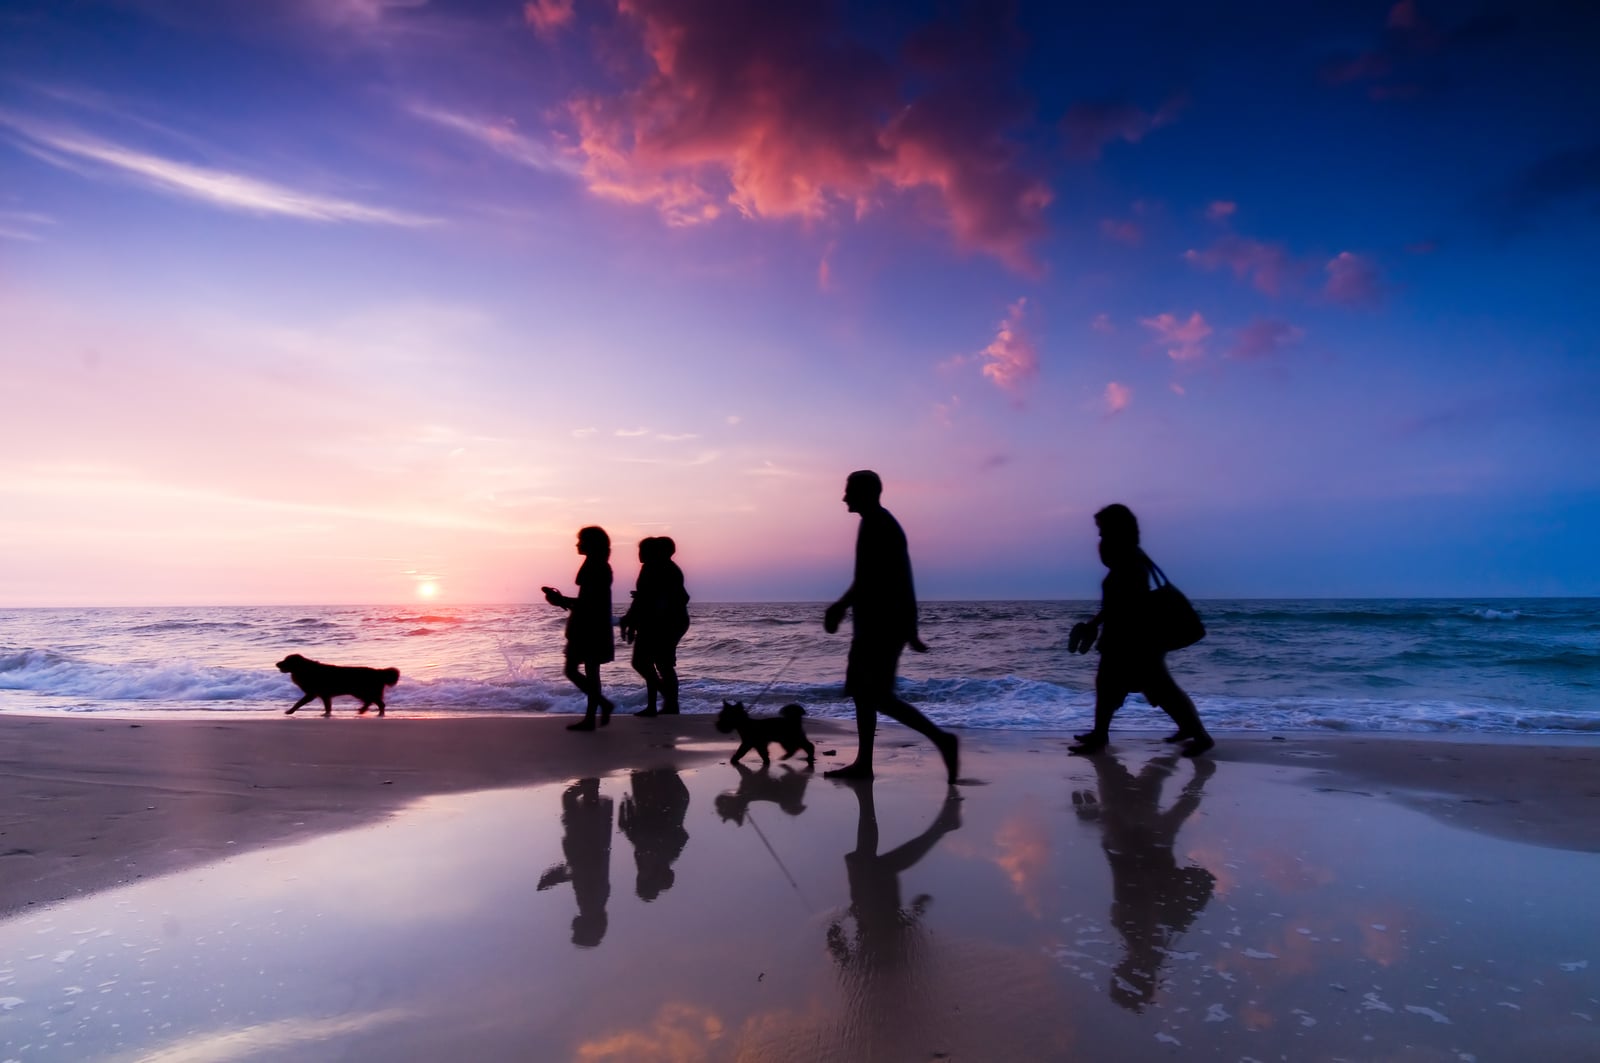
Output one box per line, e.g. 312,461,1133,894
2,0,1597,605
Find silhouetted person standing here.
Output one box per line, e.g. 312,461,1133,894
536,777,613,947
621,536,690,717
823,471,959,783
1072,753,1216,1010
617,767,690,902
543,525,615,731
1069,504,1213,756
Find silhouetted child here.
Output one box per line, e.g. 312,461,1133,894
620,536,691,717
543,525,615,731
1069,504,1213,756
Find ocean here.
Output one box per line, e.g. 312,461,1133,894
0,600,1595,735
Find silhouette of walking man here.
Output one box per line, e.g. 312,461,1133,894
823,470,958,783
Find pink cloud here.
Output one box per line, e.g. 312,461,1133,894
524,0,575,37
1104,381,1131,413
1061,95,1185,160
1230,318,1305,359
1323,251,1383,305
1205,200,1236,221
978,298,1039,395
1099,217,1142,246
563,0,1051,271
1090,312,1115,334
1184,235,1298,297
1140,311,1211,362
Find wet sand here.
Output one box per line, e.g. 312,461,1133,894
2,714,1599,1060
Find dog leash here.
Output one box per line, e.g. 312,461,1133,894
744,649,802,712
744,808,813,912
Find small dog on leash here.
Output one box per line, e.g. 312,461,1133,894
715,700,815,767
276,654,400,717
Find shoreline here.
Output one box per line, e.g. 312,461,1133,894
3,713,1598,916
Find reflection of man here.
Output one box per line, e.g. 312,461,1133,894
823,470,958,783
1073,754,1215,1010
617,768,690,902
827,780,962,973
537,777,613,947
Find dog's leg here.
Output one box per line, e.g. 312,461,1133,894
732,741,751,764
758,743,772,767
375,697,385,717
287,694,315,716
801,738,815,765
321,697,333,718
358,702,371,715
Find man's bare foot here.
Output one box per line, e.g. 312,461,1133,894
824,762,874,780
935,732,960,784
567,719,596,732
1163,729,1197,743
599,698,615,726
1068,731,1108,756
1181,734,1215,757
634,707,659,717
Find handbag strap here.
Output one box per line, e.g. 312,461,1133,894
1144,552,1170,589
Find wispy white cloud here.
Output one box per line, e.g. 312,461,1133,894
0,210,53,241
408,104,579,175
0,113,438,226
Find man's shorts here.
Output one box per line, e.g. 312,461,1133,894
1096,653,1180,708
845,637,905,699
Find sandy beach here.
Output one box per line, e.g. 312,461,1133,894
3,713,1599,1060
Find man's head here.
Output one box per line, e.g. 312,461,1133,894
843,470,883,513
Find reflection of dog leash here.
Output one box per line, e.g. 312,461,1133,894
745,808,813,912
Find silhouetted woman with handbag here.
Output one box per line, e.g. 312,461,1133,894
1069,504,1213,756
543,525,616,731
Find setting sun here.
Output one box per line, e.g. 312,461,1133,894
417,582,439,600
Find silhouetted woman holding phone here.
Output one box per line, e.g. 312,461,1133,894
1069,504,1213,756
543,525,616,731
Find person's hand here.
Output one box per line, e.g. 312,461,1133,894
823,601,847,634
909,635,928,653
1068,620,1099,654
542,586,562,607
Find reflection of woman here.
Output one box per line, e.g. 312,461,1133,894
543,526,615,731
621,536,690,717
617,768,690,901
536,777,613,948
1070,504,1213,756
1073,754,1216,1011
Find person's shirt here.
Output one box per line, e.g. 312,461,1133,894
572,557,613,628
1098,552,1150,655
851,507,918,642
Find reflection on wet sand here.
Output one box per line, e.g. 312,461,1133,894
618,768,690,902
1073,753,1215,1011
827,781,962,1053
714,760,813,826
537,777,612,947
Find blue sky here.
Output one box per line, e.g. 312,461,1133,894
1,0,1597,604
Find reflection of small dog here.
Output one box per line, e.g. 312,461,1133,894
714,760,812,825
715,700,814,767
276,654,400,717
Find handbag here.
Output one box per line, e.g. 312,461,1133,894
1146,557,1205,651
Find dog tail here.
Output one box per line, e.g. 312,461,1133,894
780,703,806,720
382,668,401,686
